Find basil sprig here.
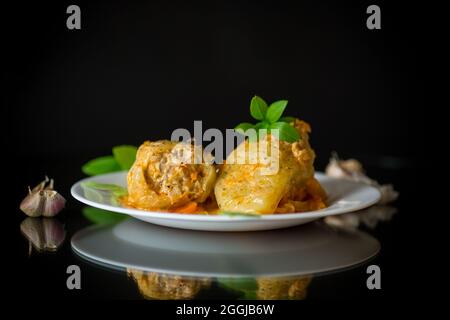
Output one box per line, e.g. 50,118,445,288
81,182,128,197
82,145,137,176
235,96,300,143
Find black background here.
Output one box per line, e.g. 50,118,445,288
5,0,421,163
3,0,425,303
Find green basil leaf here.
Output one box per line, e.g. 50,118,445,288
112,145,138,170
82,156,121,176
270,122,300,143
254,121,270,131
82,206,128,225
260,121,271,129
254,121,270,140
266,100,288,123
279,116,296,124
253,122,264,130
81,182,128,197
246,128,259,142
250,96,268,120
235,122,254,134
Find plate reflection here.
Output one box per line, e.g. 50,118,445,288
72,207,390,300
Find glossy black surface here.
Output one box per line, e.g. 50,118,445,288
7,157,414,300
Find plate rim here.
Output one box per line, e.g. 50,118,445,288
71,171,381,222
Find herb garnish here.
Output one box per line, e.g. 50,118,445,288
81,182,128,198
82,145,137,176
235,95,301,143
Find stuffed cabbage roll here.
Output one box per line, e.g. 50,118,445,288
125,140,216,211
214,119,326,214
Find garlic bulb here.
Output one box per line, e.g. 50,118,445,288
325,153,398,204
20,177,66,217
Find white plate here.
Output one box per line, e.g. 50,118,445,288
71,171,380,231
72,219,380,277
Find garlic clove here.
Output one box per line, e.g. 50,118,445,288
41,190,66,217
20,191,45,217
325,156,367,181
324,157,346,178
20,177,66,217
339,159,364,174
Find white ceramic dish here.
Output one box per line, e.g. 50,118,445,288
71,171,380,231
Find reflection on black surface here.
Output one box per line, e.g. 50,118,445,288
324,205,397,230
127,270,212,300
127,269,313,300
20,217,66,254
357,205,397,229
219,275,313,300
71,205,394,300
72,217,379,277
82,206,128,225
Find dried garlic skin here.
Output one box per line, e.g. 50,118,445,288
377,185,399,205
325,154,399,204
19,177,66,217
324,153,399,230
325,156,369,183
